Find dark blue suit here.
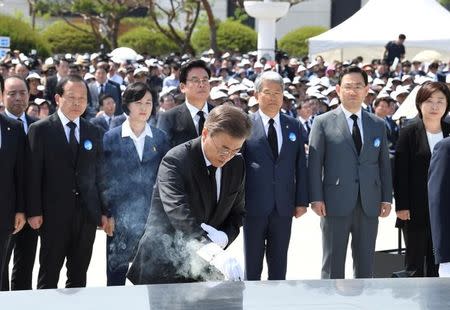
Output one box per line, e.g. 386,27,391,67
100,125,170,286
242,112,308,280
428,136,450,265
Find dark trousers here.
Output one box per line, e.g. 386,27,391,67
37,206,97,289
106,235,129,286
243,209,293,280
403,225,439,277
0,231,11,291
2,224,38,290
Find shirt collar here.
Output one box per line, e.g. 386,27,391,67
185,100,208,119
57,108,80,128
5,109,25,121
341,104,362,120
258,109,280,126
200,139,212,168
121,119,153,139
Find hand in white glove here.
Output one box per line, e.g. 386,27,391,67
200,223,229,249
197,242,243,281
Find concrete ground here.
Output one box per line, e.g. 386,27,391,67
12,202,402,288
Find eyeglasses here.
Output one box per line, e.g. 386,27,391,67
187,78,210,86
211,136,241,157
423,100,447,107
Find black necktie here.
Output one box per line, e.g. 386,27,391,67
350,114,362,155
268,118,278,160
17,117,25,133
100,84,105,95
197,111,205,136
67,121,78,163
207,165,217,205
304,121,311,134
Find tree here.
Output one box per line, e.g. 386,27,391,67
145,0,201,55
42,21,98,54
118,26,180,56
278,26,326,57
200,0,218,55
192,19,257,54
36,0,146,49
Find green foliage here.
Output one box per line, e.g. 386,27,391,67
118,27,180,56
192,20,257,54
278,26,327,57
0,14,50,57
41,21,98,54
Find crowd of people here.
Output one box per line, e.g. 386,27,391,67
0,45,450,290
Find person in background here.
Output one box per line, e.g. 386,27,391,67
395,81,450,277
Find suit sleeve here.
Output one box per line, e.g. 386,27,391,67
295,122,309,206
98,132,113,217
219,158,246,246
308,116,325,203
26,123,44,217
394,126,411,211
94,126,107,217
428,139,450,264
157,154,205,238
378,123,393,203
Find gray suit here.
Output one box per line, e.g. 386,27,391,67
308,106,392,279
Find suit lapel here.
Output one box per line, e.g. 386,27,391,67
179,103,197,137
209,163,230,223
278,114,290,162
416,120,432,158
141,135,157,163
190,138,213,219
334,107,358,156
50,113,75,166
253,113,275,160
361,110,373,156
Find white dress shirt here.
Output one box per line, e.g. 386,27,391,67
57,109,80,143
341,105,364,143
121,119,153,162
5,109,28,134
259,110,283,154
185,100,209,134
201,142,222,202
103,114,112,127
426,131,443,154
298,116,310,133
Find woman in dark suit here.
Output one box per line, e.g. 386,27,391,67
394,81,450,277
100,82,170,286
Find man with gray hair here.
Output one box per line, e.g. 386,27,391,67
128,105,252,284
242,71,308,280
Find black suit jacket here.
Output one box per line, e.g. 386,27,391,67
0,114,25,231
394,117,450,229
127,137,245,284
156,103,213,147
27,113,105,226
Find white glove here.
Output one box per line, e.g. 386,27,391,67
197,242,243,281
440,262,450,277
201,223,228,249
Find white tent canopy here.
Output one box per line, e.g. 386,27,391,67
308,0,450,62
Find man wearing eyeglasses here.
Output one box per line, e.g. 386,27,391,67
128,105,251,284
308,66,392,279
242,71,308,281
157,59,214,148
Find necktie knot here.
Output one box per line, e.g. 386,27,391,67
269,118,275,125
67,121,77,130
350,114,358,122
17,117,23,122
207,165,216,176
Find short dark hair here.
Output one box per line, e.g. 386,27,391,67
338,65,368,86
399,34,406,40
179,59,211,84
373,97,392,108
205,105,252,139
99,94,115,107
122,82,152,115
415,81,450,121
55,75,86,96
